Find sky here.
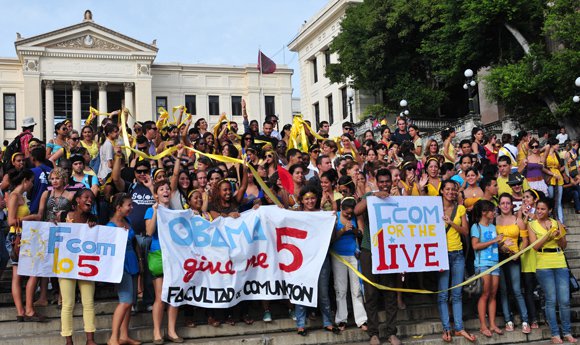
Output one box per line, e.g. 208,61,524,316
0,0,329,97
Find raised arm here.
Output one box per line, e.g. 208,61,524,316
112,147,126,192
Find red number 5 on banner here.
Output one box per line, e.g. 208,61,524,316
276,227,307,273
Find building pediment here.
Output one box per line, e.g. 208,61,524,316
15,16,158,61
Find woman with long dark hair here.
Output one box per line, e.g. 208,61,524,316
528,197,576,344
106,193,142,345
471,200,503,338
7,169,44,322
438,180,475,342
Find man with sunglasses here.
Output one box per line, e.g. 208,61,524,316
342,122,362,149
143,121,158,156
112,150,156,311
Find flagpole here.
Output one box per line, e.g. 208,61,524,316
258,50,263,126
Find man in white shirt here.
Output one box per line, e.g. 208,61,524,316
556,127,569,145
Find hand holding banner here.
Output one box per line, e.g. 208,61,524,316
157,206,335,308
367,196,449,274
17,221,128,283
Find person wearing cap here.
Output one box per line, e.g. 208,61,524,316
506,172,525,212
497,155,530,196
18,117,37,157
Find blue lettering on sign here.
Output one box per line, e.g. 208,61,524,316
47,226,115,255
168,215,267,248
373,202,441,226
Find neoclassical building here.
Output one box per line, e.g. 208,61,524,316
289,0,383,137
0,10,293,141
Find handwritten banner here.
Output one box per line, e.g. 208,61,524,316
157,206,335,308
17,221,128,283
367,196,449,274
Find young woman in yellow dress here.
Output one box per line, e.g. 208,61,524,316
419,157,442,196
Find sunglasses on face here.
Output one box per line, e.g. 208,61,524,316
266,155,273,158
344,127,352,131
530,145,539,148
135,169,150,175
70,137,79,141
312,150,320,154
244,138,252,141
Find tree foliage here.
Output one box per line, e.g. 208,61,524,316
326,0,580,126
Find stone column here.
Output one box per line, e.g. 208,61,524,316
44,80,55,141
123,82,135,128
72,81,82,130
98,81,108,113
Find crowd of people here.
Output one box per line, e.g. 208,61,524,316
0,98,579,345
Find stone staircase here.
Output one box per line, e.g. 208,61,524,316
0,207,579,345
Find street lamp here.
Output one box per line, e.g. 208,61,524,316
463,69,477,115
399,99,409,117
574,77,580,103
347,88,354,123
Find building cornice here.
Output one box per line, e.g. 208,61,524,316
151,63,293,75
288,0,361,51
15,21,158,52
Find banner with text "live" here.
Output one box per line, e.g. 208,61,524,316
157,206,335,308
368,196,449,274
17,221,128,283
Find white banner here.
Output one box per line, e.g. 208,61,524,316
157,206,335,308
17,221,128,283
367,196,449,274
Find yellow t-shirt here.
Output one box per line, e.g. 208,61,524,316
497,176,531,195
496,222,528,253
529,219,566,270
446,204,466,252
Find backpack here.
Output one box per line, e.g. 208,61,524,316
2,134,23,170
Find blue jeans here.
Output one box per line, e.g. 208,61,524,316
499,260,528,323
438,250,465,331
295,255,332,328
536,268,571,336
136,234,154,306
548,185,564,223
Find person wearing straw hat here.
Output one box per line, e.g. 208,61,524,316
18,117,36,158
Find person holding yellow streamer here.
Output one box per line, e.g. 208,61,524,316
471,199,504,338
528,197,577,344
438,180,475,343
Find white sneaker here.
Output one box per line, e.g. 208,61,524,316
146,305,153,312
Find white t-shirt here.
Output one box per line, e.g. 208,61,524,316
556,133,568,144
98,140,114,180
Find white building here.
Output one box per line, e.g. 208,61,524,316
0,10,293,141
288,0,380,137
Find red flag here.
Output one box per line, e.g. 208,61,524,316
258,50,277,74
277,165,294,194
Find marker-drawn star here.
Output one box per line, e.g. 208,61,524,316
389,237,396,244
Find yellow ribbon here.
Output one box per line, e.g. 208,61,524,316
182,146,283,208
122,145,180,161
332,230,551,294
157,107,169,130
120,108,132,163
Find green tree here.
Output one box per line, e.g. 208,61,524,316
327,0,580,131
